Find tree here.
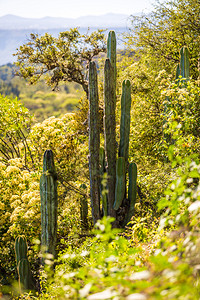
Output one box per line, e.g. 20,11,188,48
127,0,200,79
14,28,106,97
0,94,34,167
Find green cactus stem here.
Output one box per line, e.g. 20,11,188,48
99,147,107,216
99,147,106,176
15,236,35,293
104,58,116,220
113,157,126,210
118,79,132,167
18,258,34,293
88,61,101,224
107,30,116,108
15,236,28,267
123,162,137,226
180,46,190,80
40,149,57,259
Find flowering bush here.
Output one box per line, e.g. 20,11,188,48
0,96,89,284
0,157,40,283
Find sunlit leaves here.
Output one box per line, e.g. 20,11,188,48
14,28,106,95
0,94,33,165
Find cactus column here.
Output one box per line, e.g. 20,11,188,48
40,149,57,259
119,80,132,168
104,58,117,220
107,30,117,108
15,236,35,293
89,61,101,224
180,46,190,80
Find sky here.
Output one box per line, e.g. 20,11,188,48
0,0,157,18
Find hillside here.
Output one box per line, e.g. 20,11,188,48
0,63,84,122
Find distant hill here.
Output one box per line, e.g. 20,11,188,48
0,13,135,66
0,13,132,29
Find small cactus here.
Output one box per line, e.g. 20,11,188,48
125,162,137,225
15,236,28,267
15,236,35,293
40,149,57,259
180,46,190,80
18,258,34,292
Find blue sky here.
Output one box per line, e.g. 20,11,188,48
0,0,160,18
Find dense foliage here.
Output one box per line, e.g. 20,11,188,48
0,64,84,122
127,0,200,79
14,28,106,96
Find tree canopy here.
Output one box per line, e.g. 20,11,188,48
14,28,106,97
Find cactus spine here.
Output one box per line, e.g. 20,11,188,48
88,61,101,224
40,149,57,259
15,236,35,293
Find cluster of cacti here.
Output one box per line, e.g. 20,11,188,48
15,236,35,293
40,149,58,260
89,30,137,227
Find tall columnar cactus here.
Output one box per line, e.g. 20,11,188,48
15,236,35,293
119,80,132,168
40,149,57,259
104,58,117,220
107,30,117,108
88,30,137,227
88,61,101,224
